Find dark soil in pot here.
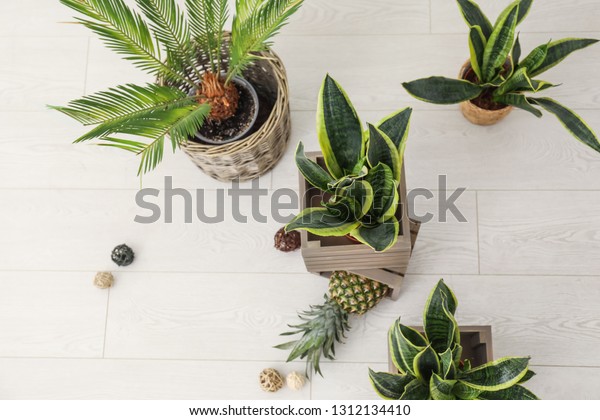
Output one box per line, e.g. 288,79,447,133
194,78,258,144
461,62,510,111
192,71,277,146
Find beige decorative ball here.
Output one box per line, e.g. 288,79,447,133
286,371,306,391
259,368,284,392
94,272,114,289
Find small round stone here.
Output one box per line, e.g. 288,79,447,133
286,371,306,391
111,244,135,267
94,272,114,289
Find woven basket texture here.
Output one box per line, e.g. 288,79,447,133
174,33,291,182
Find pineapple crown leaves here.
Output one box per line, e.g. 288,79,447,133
276,272,388,377
369,280,539,400
275,295,350,377
285,75,413,253
52,0,304,175
402,0,600,154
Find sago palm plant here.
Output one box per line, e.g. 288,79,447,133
403,0,600,154
51,0,303,175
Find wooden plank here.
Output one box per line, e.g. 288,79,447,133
407,191,479,275
479,191,600,275
311,362,600,400
311,362,388,400
0,37,88,111
0,190,305,273
273,110,600,192
0,271,107,358
0,1,88,37
272,33,600,112
0,358,310,399
281,0,430,36
104,272,326,361
432,0,600,34
0,111,272,190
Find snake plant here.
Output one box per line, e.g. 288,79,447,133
403,0,600,154
285,75,412,252
369,280,539,400
50,0,303,175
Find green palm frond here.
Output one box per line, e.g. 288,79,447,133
186,0,229,74
228,0,304,81
60,0,197,88
236,0,265,21
51,83,210,174
99,104,211,175
50,83,193,126
135,0,198,78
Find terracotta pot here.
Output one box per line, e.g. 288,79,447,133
459,60,513,126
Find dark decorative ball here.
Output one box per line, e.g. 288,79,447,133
111,244,135,266
274,227,301,252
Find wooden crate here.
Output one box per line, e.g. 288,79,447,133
387,326,494,373
298,152,420,300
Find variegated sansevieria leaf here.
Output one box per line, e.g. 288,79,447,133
399,379,430,400
515,0,533,25
481,1,519,82
518,42,548,73
366,162,398,221
389,320,427,375
530,38,599,77
378,182,399,223
317,75,364,178
366,124,401,183
413,345,440,383
530,98,600,153
285,208,359,236
456,0,493,39
519,369,536,383
452,342,463,365
324,196,362,222
452,382,482,400
294,142,334,191
512,33,522,66
423,280,459,353
336,179,374,218
468,25,486,81
494,93,542,118
459,357,530,391
376,107,413,152
430,373,457,400
495,67,534,96
351,216,399,252
478,385,539,400
402,77,483,104
439,347,457,380
368,369,413,400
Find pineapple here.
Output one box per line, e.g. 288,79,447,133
275,295,350,376
276,272,388,376
328,271,389,315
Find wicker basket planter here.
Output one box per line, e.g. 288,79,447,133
388,326,493,373
180,48,291,182
298,152,420,300
459,60,513,126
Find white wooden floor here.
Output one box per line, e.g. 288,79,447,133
1,0,600,400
